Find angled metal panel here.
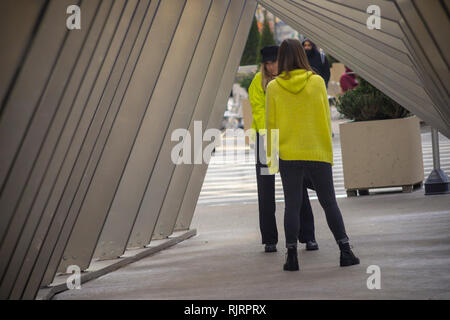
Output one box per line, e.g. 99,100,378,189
0,0,102,290
0,0,46,111
23,0,168,292
94,0,231,259
413,1,450,68
40,0,157,286
293,1,420,84
290,0,412,67
313,0,402,21
294,0,408,53
300,0,404,38
6,0,129,300
2,0,119,298
41,0,146,275
264,0,427,96
40,1,157,269
56,0,210,273
0,0,73,242
175,0,258,232
128,0,248,244
396,0,450,131
38,0,184,279
155,0,258,238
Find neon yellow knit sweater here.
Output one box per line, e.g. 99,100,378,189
266,69,333,173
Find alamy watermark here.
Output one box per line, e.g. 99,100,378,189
366,5,381,30
66,265,81,290
366,265,381,290
170,121,278,175
66,5,81,30
66,4,380,31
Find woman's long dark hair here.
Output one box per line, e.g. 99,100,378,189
277,38,315,78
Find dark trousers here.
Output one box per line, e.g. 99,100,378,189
298,180,315,243
279,159,349,247
255,134,315,245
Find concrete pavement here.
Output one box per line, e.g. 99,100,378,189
54,189,450,300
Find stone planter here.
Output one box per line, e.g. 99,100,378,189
339,116,424,196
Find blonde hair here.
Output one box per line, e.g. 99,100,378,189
260,62,276,91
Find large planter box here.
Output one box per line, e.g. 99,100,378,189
339,116,424,195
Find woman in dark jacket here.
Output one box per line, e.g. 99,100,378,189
302,39,331,88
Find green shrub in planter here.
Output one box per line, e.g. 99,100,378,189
238,72,255,93
336,78,410,121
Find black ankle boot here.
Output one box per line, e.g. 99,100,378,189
339,242,360,267
305,240,319,251
264,244,277,253
283,247,299,271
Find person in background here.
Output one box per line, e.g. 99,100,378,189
302,39,331,88
303,39,335,138
265,39,360,271
248,45,319,254
340,66,358,93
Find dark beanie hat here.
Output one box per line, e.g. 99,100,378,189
260,45,279,62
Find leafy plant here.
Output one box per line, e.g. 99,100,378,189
238,73,255,93
336,78,410,121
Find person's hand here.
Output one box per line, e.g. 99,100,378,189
267,155,279,174
268,164,279,175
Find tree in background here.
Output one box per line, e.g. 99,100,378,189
257,11,276,62
240,17,260,66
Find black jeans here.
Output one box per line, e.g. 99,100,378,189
279,159,349,248
255,134,316,245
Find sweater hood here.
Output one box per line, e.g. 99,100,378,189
275,69,313,94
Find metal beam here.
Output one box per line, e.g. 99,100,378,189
93,0,231,259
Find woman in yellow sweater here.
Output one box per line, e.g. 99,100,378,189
266,39,359,271
249,46,318,254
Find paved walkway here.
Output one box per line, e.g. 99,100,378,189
55,189,450,299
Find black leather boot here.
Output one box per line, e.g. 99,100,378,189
339,242,360,267
264,244,277,253
305,240,319,251
283,246,299,271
